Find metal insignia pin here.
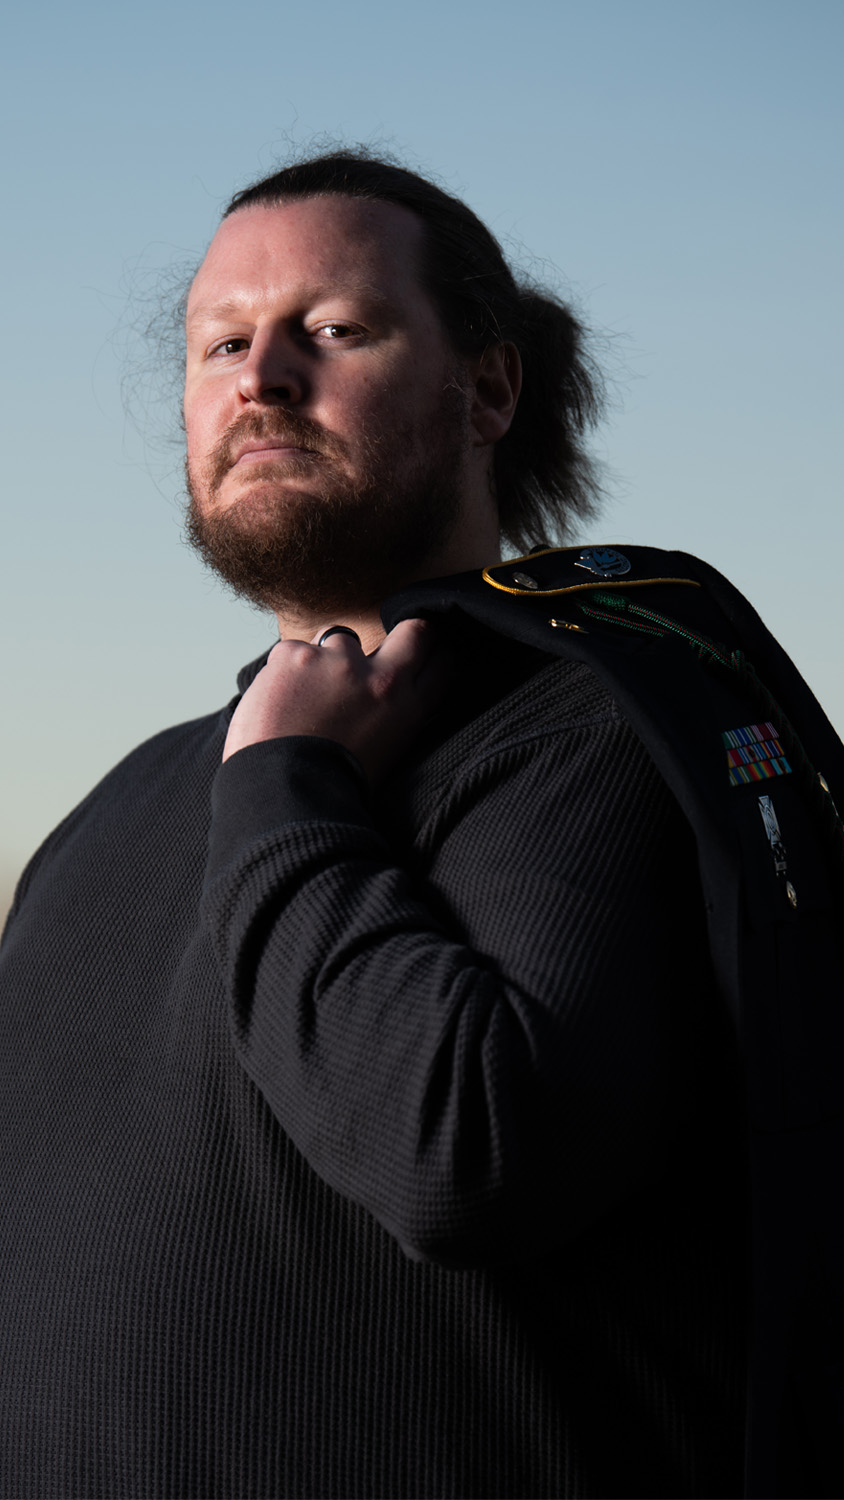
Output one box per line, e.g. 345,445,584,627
757,795,796,906
574,547,631,579
511,570,539,590
818,771,842,814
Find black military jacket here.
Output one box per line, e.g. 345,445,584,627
385,544,844,1500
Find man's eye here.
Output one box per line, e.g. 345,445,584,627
211,337,248,356
319,323,357,339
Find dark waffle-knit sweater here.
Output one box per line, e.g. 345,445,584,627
0,640,746,1498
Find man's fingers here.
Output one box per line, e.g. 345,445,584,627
371,618,436,672
374,619,452,713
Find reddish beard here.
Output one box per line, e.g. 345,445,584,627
184,388,471,617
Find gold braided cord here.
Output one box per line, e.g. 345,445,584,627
482,571,701,599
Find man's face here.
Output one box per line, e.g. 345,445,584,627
183,195,474,616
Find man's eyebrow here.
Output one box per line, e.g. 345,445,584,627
186,298,246,328
186,284,396,328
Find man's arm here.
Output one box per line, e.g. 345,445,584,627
203,632,714,1266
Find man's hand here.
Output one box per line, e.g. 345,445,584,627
222,619,450,784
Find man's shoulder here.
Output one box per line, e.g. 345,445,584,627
6,699,239,931
97,705,230,791
448,652,623,764
82,645,274,795
384,650,631,848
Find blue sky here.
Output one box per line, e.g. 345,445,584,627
2,0,842,893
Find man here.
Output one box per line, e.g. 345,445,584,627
2,151,832,1499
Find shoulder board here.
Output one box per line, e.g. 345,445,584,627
482,542,701,598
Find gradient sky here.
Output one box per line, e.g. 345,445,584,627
2,0,842,901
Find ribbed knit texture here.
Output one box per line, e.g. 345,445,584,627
0,644,746,1497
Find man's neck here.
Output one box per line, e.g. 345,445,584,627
274,604,387,655
274,532,503,655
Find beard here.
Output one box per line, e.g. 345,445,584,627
184,381,472,618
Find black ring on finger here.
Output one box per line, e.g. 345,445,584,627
317,625,361,647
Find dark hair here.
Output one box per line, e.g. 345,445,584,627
224,150,604,551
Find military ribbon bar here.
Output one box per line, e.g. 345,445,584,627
722,721,792,786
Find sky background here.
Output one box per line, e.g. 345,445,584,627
2,0,842,910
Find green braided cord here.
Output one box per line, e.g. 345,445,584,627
589,592,627,611
579,600,664,637
578,594,844,867
588,592,732,665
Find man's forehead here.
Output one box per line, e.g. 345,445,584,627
187,195,426,317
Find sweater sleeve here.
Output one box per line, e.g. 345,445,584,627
201,704,713,1266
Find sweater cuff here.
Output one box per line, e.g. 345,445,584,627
207,736,372,881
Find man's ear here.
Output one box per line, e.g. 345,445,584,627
469,342,522,445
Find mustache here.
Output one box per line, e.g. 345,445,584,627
205,410,347,491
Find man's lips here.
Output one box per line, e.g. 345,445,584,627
232,438,317,466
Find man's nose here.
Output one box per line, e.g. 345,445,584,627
236,328,306,406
